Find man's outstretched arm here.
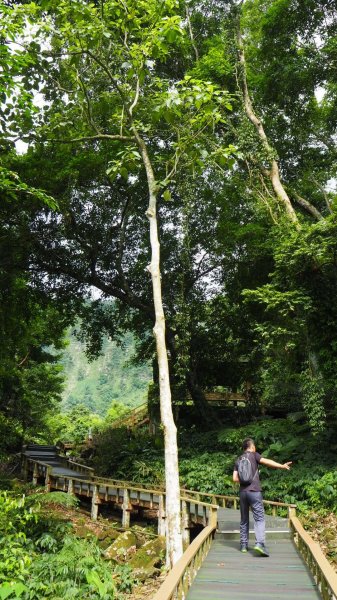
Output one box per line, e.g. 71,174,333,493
260,458,292,470
233,469,240,482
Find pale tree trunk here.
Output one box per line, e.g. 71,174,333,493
236,21,300,227
133,130,183,567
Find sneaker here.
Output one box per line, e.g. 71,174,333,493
240,544,248,553
254,543,269,557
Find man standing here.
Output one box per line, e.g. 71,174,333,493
233,437,292,557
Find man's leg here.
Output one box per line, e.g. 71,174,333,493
247,491,265,545
239,490,250,548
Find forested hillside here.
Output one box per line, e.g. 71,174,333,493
60,330,152,416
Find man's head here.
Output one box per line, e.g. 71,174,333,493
242,437,256,452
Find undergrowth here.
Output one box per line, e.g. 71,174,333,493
0,491,137,600
92,417,337,514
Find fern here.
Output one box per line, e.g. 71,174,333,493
25,491,79,510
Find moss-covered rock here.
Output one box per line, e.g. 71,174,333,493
104,530,137,562
128,536,165,580
98,530,121,549
97,526,121,541
74,525,95,539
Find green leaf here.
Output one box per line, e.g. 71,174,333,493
0,582,27,600
163,189,172,201
120,167,128,180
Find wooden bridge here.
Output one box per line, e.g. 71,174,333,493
22,444,337,600
99,391,247,433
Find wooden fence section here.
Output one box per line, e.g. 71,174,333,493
204,391,247,406
291,516,337,600
152,524,217,600
92,480,296,519
180,489,297,519
108,390,248,432
110,403,149,430
23,457,218,544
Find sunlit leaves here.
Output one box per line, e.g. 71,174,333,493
106,147,142,181
0,167,58,209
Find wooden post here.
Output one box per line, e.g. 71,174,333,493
22,456,28,481
158,494,166,537
122,488,131,529
181,500,190,549
209,506,218,530
288,504,297,525
68,478,74,496
45,466,52,492
91,484,99,521
32,463,38,486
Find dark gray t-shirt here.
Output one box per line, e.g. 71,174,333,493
234,451,262,492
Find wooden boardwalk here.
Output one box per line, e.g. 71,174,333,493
24,445,335,600
22,445,217,535
186,510,321,600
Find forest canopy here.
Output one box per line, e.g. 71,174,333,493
0,0,337,446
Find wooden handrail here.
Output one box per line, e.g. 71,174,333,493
24,457,294,517
181,489,295,507
110,402,149,428
290,516,337,600
152,524,216,600
49,472,219,510
181,489,296,516
26,458,50,468
68,459,94,472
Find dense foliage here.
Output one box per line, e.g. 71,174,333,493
91,417,337,514
1,0,336,432
0,490,135,599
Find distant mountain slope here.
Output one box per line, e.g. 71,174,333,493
60,330,152,416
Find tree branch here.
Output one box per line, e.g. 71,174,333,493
291,190,323,221
236,16,299,227
49,133,135,143
310,178,333,215
77,71,101,135
185,4,199,61
129,76,140,115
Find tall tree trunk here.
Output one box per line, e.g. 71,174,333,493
236,19,300,227
133,130,183,567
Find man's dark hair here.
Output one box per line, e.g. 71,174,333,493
242,438,255,451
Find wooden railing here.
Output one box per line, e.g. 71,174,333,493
152,523,216,600
290,516,337,600
81,476,298,522
204,391,246,405
109,390,248,433
179,489,297,519
23,455,94,480
23,457,218,541
110,402,149,430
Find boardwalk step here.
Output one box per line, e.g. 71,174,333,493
216,529,291,540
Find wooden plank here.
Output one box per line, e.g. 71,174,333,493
186,538,321,600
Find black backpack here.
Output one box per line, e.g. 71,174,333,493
237,453,258,485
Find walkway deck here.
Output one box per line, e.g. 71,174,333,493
186,509,321,600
